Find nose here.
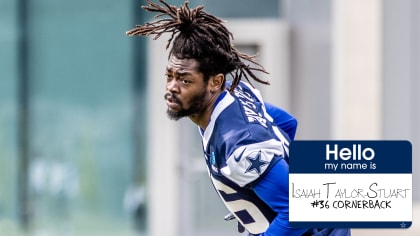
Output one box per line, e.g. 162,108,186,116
166,78,179,94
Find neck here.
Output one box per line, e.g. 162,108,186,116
189,90,223,130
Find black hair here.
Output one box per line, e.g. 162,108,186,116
126,0,269,91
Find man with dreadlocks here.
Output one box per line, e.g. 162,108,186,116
127,1,350,236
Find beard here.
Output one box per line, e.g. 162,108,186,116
164,89,208,121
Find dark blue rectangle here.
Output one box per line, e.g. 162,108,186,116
289,140,412,173
290,221,412,229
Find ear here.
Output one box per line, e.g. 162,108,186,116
209,73,224,93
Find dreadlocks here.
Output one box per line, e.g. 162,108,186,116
126,0,269,92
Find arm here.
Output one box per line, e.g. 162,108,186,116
265,102,298,140
253,159,308,236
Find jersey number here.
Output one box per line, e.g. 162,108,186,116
210,176,270,234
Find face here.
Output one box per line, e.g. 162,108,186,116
164,56,209,120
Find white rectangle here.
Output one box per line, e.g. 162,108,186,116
289,174,412,222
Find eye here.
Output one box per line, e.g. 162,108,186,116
181,79,191,85
165,73,173,80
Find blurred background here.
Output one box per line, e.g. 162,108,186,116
0,0,418,235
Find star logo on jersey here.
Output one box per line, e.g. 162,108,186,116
245,150,269,175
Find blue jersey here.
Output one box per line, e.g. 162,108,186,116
200,81,303,235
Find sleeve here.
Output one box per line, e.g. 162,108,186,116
253,158,309,236
264,102,298,141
